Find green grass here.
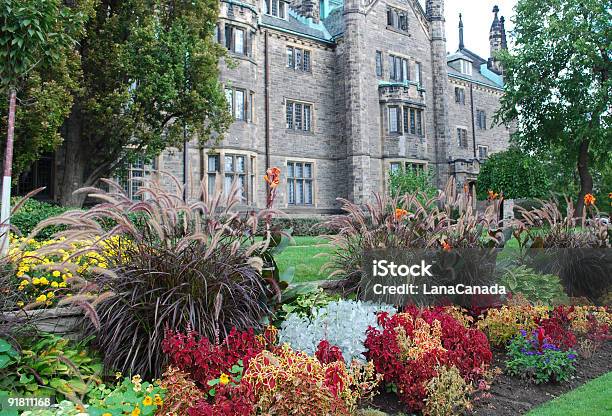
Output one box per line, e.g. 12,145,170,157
526,372,612,416
275,236,334,283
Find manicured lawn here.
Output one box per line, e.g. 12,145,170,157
526,372,612,416
275,236,334,282
277,235,525,283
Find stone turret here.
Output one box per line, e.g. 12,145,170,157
343,0,371,203
426,0,451,188
488,5,507,74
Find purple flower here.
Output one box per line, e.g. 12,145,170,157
543,343,560,351
520,329,527,337
568,354,577,360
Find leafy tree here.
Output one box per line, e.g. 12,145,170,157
476,147,552,200
56,0,232,206
0,0,93,252
495,0,611,216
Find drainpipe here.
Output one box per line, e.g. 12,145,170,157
264,30,271,170
470,82,477,159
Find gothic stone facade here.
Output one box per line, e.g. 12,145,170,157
158,0,512,214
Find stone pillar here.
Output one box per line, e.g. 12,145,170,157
427,0,451,188
343,0,371,204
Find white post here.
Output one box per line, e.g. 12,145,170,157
0,89,17,256
0,176,11,255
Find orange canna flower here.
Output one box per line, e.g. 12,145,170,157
487,190,499,201
584,193,596,206
440,240,452,252
395,208,408,220
264,167,281,188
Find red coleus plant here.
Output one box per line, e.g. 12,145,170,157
365,307,492,412
316,340,345,364
188,383,256,416
162,326,277,388
536,316,577,351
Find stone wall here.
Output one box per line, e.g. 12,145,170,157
157,0,511,212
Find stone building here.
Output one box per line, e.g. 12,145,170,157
20,0,512,212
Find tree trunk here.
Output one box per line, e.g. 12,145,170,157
575,138,593,218
56,105,88,207
0,89,17,255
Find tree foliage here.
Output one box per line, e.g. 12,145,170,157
495,0,611,215
0,0,94,178
56,0,232,206
389,168,437,201
476,147,552,200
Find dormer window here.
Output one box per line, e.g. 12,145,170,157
265,0,287,19
460,59,473,76
387,7,408,33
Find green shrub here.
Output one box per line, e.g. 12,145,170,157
501,265,568,305
388,167,437,201
0,333,102,401
9,198,70,240
476,147,552,201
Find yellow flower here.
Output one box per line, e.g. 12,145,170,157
102,413,112,416
20,279,29,286
52,270,61,277
51,281,59,288
153,395,163,406
115,371,123,379
132,374,142,384
131,407,141,416
35,294,47,303
32,277,41,285
39,277,49,285
219,373,230,386
59,282,67,288
142,396,153,406
16,271,24,277
47,292,55,299
16,301,24,308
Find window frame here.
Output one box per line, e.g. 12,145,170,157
455,87,466,105
287,160,314,206
116,156,155,201
457,127,469,148
205,151,256,204
387,7,409,33
286,45,312,72
478,145,489,160
387,160,428,175
476,109,487,130
224,24,248,56
402,107,424,136
389,55,410,83
286,100,313,132
388,106,401,134
265,0,287,19
460,59,473,76
225,86,252,122
375,51,383,78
